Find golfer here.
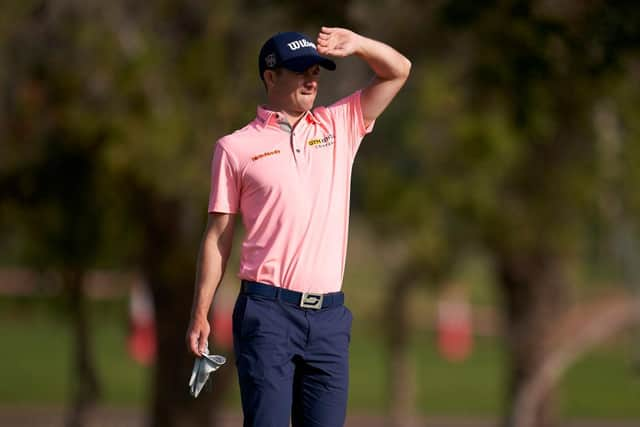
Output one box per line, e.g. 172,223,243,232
186,26,410,426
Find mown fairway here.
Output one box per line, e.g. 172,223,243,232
1,296,639,421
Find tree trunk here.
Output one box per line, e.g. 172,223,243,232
63,268,100,427
385,263,420,427
497,251,570,427
141,196,224,427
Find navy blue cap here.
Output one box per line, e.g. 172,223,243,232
259,32,336,81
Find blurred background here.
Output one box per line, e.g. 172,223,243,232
1,1,640,427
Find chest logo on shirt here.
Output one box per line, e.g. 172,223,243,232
307,134,335,149
252,149,281,161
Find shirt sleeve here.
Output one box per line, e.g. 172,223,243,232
327,90,375,158
208,142,240,214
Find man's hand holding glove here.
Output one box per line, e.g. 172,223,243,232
188,341,226,398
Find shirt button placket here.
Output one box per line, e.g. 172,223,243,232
293,132,301,155
291,131,299,165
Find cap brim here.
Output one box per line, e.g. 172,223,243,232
281,55,336,73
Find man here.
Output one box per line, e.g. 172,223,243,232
186,27,410,426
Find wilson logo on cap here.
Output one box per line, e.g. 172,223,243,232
287,39,316,51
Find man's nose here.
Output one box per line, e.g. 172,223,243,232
303,74,318,87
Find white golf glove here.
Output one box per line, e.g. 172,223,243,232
188,342,226,398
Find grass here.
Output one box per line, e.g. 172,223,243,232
1,296,639,421
0,297,149,406
560,337,640,418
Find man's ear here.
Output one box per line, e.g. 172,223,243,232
264,69,277,91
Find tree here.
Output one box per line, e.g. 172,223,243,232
0,3,114,425
355,1,640,426
0,1,229,425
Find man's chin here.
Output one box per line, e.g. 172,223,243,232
298,97,316,111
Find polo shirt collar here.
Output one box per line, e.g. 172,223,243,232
256,106,317,130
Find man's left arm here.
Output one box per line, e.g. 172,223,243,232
317,27,411,127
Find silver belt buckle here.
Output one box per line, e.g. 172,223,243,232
300,292,323,309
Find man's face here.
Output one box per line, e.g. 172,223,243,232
267,64,320,114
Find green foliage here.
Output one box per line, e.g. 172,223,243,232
357,0,640,278
1,1,640,421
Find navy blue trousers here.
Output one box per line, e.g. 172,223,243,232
232,290,352,427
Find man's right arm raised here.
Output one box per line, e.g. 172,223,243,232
186,212,236,356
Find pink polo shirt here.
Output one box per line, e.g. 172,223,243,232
208,90,373,293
